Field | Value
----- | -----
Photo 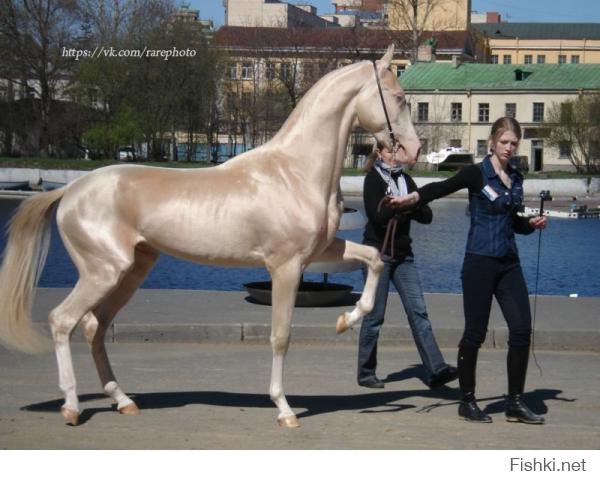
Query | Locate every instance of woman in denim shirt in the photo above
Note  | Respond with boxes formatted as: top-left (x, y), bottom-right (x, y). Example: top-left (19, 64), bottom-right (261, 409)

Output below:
top-left (390, 117), bottom-right (547, 424)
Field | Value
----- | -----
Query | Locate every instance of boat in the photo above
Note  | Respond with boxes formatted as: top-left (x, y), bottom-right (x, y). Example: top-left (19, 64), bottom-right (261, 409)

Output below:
top-left (0, 181), bottom-right (30, 191)
top-left (40, 180), bottom-right (66, 191)
top-left (426, 147), bottom-right (474, 171)
top-left (523, 206), bottom-right (600, 220)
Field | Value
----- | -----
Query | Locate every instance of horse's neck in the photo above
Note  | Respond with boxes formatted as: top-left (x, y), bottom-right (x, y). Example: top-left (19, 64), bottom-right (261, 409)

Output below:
top-left (271, 62), bottom-right (369, 198)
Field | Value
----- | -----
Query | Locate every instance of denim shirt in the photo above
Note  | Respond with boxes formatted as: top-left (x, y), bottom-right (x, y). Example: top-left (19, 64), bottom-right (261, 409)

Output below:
top-left (466, 156), bottom-right (525, 258)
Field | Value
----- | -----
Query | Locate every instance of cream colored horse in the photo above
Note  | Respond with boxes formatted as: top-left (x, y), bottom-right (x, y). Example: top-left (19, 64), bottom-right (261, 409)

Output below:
top-left (0, 46), bottom-right (419, 428)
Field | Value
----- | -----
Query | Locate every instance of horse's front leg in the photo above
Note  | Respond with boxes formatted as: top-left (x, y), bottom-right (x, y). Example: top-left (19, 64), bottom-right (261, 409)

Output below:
top-left (311, 238), bottom-right (383, 334)
top-left (268, 259), bottom-right (302, 428)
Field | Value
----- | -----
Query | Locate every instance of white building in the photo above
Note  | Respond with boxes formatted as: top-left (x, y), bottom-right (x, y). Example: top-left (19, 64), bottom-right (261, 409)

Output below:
top-left (399, 62), bottom-right (600, 171)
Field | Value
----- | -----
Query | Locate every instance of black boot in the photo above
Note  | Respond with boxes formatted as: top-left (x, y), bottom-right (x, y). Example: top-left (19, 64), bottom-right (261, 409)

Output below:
top-left (457, 342), bottom-right (491, 423)
top-left (505, 394), bottom-right (545, 424)
top-left (506, 346), bottom-right (545, 424)
top-left (459, 393), bottom-right (492, 423)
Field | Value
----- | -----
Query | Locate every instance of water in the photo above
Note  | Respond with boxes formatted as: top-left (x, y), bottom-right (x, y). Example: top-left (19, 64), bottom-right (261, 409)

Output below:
top-left (1, 197), bottom-right (598, 297)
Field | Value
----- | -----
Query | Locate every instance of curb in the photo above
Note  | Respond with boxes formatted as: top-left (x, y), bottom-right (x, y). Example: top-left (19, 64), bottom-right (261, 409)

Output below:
top-left (49, 323), bottom-right (599, 352)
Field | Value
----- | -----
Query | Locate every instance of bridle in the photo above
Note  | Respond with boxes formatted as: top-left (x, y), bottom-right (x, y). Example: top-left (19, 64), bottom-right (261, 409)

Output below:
top-left (371, 59), bottom-right (400, 155)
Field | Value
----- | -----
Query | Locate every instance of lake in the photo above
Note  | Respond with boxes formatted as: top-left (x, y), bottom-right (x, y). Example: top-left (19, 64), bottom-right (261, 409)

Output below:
top-left (0, 196), bottom-right (598, 297)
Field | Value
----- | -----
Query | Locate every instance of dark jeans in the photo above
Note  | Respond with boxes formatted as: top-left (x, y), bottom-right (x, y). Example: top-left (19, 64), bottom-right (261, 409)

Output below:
top-left (461, 253), bottom-right (532, 348)
top-left (357, 255), bottom-right (448, 383)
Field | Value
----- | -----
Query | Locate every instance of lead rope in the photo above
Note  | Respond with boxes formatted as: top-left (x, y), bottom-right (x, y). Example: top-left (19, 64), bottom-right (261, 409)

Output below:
top-left (531, 196), bottom-right (547, 376)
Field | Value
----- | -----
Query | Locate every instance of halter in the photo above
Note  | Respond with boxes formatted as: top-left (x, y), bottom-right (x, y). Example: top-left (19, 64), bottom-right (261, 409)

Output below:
top-left (371, 59), bottom-right (399, 154)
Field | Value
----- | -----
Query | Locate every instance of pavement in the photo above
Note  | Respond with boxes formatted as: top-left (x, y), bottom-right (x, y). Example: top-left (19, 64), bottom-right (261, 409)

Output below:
top-left (0, 343), bottom-right (598, 449)
top-left (0, 287), bottom-right (593, 449)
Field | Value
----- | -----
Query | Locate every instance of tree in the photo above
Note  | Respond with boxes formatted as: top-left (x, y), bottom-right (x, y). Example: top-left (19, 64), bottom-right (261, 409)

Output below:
top-left (386, 0), bottom-right (460, 62)
top-left (546, 94), bottom-right (600, 174)
top-left (0, 0), bottom-right (79, 156)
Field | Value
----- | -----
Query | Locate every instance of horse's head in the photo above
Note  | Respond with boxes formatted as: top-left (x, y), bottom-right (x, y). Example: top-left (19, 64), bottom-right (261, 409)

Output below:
top-left (355, 45), bottom-right (421, 166)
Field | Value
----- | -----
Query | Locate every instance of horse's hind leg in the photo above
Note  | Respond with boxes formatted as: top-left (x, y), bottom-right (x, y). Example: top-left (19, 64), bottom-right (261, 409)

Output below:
top-left (81, 245), bottom-right (159, 415)
top-left (269, 259), bottom-right (302, 428)
top-left (50, 271), bottom-right (125, 426)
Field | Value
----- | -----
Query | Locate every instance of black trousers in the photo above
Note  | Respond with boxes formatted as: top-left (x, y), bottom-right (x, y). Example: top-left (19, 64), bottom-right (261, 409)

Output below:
top-left (461, 253), bottom-right (532, 349)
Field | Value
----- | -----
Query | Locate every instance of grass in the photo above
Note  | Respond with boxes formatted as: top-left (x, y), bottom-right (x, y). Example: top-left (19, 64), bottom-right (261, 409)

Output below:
top-left (1, 157), bottom-right (597, 179)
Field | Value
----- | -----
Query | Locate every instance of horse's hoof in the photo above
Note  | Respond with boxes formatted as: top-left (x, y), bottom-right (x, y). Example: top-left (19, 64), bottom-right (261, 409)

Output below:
top-left (119, 402), bottom-right (140, 415)
top-left (60, 407), bottom-right (80, 426)
top-left (277, 415), bottom-right (300, 428)
top-left (336, 312), bottom-right (349, 334)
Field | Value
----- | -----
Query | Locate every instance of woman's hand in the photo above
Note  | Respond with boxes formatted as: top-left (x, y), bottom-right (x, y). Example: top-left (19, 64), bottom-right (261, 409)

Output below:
top-left (529, 215), bottom-right (547, 230)
top-left (386, 191), bottom-right (420, 210)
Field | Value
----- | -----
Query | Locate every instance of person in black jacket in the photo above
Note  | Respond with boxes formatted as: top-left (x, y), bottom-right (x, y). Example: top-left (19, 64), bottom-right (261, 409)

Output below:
top-left (390, 117), bottom-right (547, 424)
top-left (357, 142), bottom-right (458, 390)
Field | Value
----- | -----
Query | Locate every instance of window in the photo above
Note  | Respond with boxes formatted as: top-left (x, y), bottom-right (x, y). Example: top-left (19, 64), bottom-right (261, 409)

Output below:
top-left (490, 55), bottom-right (498, 64)
top-left (449, 139), bottom-right (462, 148)
top-left (303, 63), bottom-right (314, 82)
top-left (558, 55), bottom-right (567, 64)
top-left (281, 63), bottom-right (292, 81)
top-left (505, 103), bottom-right (517, 118)
top-left (537, 55), bottom-right (546, 64)
top-left (477, 140), bottom-right (488, 157)
top-left (417, 102), bottom-right (429, 122)
top-left (560, 102), bottom-right (574, 122)
top-left (571, 55), bottom-right (580, 64)
top-left (503, 55), bottom-right (512, 64)
top-left (241, 63), bottom-right (253, 80)
top-left (396, 65), bottom-right (406, 78)
top-left (478, 103), bottom-right (490, 122)
top-left (266, 63), bottom-right (275, 81)
top-left (451, 103), bottom-right (462, 122)
top-left (228, 63), bottom-right (237, 80)
top-left (524, 55), bottom-right (532, 64)
top-left (533, 102), bottom-right (545, 122)
top-left (591, 141), bottom-right (600, 159)
top-left (559, 142), bottom-right (571, 158)
top-left (226, 92), bottom-right (237, 109)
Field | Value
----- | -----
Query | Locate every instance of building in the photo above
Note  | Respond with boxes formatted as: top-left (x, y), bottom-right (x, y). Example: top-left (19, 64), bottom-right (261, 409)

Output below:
top-left (171, 5), bottom-right (215, 39)
top-left (224, 0), bottom-right (338, 28)
top-left (473, 22), bottom-right (600, 65)
top-left (387, 0), bottom-right (471, 32)
top-left (399, 62), bottom-right (600, 171)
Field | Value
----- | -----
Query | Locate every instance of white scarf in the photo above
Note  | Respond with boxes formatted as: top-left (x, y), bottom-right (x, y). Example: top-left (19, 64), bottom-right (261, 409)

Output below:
top-left (374, 160), bottom-right (408, 197)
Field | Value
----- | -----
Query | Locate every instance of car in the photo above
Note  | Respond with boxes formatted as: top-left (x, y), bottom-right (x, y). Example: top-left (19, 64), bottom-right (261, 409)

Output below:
top-left (117, 146), bottom-right (136, 161)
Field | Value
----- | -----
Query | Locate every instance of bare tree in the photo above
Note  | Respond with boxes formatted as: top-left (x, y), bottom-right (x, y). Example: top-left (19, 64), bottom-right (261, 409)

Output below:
top-left (386, 0), bottom-right (459, 62)
top-left (546, 94), bottom-right (600, 174)
top-left (0, 0), bottom-right (79, 156)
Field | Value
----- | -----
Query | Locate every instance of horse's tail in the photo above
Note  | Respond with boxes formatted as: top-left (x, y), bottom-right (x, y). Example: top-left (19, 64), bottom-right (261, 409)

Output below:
top-left (0, 187), bottom-right (66, 353)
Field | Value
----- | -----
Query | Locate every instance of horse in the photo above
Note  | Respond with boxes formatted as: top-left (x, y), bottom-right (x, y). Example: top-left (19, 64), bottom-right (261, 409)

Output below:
top-left (0, 45), bottom-right (420, 428)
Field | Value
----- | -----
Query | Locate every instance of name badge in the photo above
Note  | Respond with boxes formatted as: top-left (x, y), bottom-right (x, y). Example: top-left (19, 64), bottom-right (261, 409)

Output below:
top-left (482, 185), bottom-right (499, 201)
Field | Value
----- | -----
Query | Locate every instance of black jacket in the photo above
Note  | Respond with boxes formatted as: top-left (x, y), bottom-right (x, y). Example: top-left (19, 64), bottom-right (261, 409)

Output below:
top-left (362, 169), bottom-right (432, 261)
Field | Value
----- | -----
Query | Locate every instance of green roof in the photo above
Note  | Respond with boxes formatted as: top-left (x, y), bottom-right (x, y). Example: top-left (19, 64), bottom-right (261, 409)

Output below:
top-left (399, 63), bottom-right (600, 91)
top-left (473, 23), bottom-right (600, 40)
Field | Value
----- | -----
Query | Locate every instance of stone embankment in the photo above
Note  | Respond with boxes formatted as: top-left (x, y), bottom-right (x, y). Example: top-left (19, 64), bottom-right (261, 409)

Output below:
top-left (1, 167), bottom-right (599, 198)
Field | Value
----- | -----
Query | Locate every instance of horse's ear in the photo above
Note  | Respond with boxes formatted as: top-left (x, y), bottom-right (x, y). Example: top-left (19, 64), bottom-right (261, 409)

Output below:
top-left (378, 44), bottom-right (395, 72)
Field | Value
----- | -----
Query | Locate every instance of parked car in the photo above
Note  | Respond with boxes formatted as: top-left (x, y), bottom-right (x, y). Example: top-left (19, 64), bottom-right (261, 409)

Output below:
top-left (117, 146), bottom-right (136, 161)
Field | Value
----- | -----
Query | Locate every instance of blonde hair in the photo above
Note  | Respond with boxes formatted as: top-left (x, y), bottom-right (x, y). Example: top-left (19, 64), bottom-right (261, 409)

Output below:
top-left (490, 117), bottom-right (522, 143)
top-left (364, 141), bottom-right (386, 172)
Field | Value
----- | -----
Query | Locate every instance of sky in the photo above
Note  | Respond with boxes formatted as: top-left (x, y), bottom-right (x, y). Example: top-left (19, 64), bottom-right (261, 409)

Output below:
top-left (192, 0), bottom-right (600, 27)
